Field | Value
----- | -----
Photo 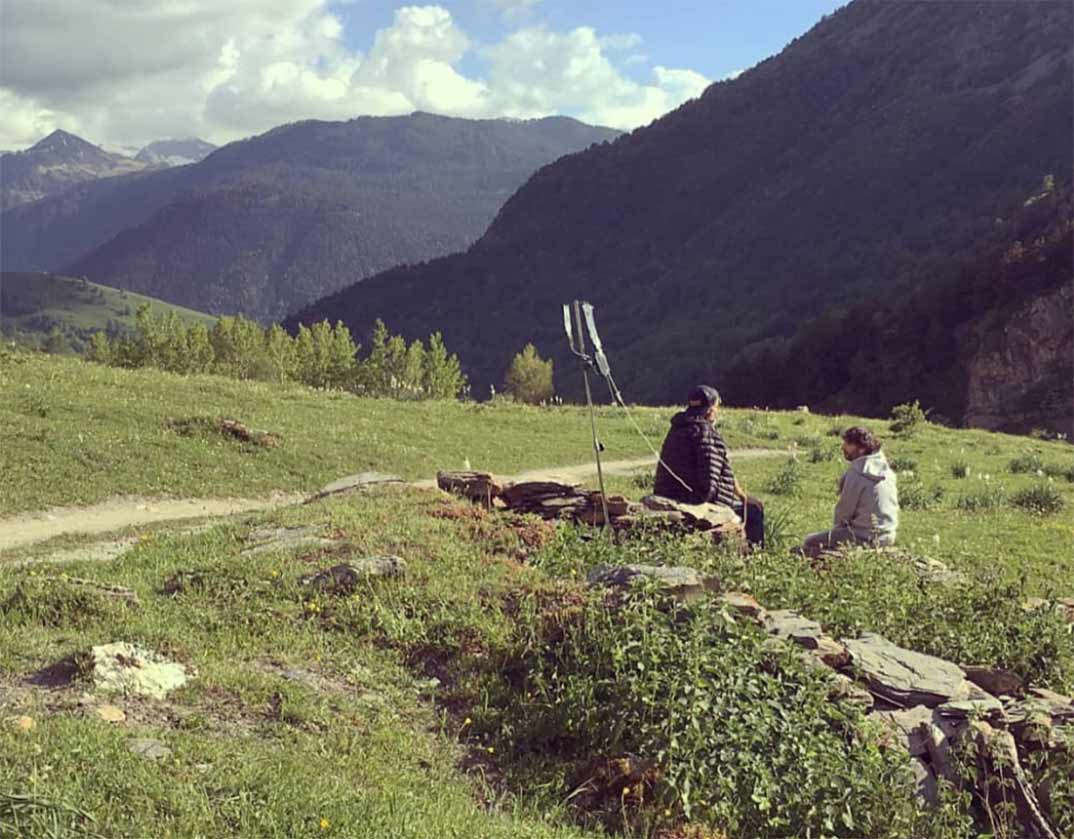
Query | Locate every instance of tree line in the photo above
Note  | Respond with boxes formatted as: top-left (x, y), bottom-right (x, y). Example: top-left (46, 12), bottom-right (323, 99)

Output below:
top-left (87, 306), bottom-right (468, 399)
top-left (84, 305), bottom-right (562, 403)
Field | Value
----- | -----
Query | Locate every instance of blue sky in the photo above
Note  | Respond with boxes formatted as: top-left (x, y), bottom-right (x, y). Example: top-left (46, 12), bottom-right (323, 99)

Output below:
top-left (1, 0), bottom-right (850, 148)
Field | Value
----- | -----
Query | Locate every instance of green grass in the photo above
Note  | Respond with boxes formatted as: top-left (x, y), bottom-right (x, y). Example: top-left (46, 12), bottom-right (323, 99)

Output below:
top-left (1, 353), bottom-right (1072, 837)
top-left (0, 352), bottom-right (804, 516)
top-left (0, 272), bottom-right (215, 353)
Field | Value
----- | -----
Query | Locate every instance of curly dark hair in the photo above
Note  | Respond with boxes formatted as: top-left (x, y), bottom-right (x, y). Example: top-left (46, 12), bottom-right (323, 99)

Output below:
top-left (843, 426), bottom-right (882, 454)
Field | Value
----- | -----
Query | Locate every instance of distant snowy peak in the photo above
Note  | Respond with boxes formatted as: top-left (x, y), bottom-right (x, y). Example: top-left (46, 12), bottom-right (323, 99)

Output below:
top-left (135, 138), bottom-right (217, 167)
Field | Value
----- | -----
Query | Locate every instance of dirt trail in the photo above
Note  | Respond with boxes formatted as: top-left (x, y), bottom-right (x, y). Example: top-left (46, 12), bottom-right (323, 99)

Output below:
top-left (0, 450), bottom-right (780, 554)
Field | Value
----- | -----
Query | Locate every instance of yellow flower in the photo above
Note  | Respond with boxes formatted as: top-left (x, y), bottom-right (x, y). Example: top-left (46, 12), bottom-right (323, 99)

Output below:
top-left (319, 817), bottom-right (330, 830)
top-left (462, 717), bottom-right (472, 727)
top-left (621, 786), bottom-right (630, 796)
top-left (486, 746), bottom-right (495, 754)
top-left (663, 809), bottom-right (672, 817)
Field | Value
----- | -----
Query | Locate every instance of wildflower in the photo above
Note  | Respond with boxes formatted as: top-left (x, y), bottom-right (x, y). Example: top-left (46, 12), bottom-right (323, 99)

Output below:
top-left (622, 786), bottom-right (631, 796)
top-left (270, 570), bottom-right (279, 578)
top-left (319, 817), bottom-right (330, 830)
top-left (462, 717), bottom-right (472, 728)
top-left (664, 809), bottom-right (672, 817)
top-left (486, 746), bottom-right (495, 754)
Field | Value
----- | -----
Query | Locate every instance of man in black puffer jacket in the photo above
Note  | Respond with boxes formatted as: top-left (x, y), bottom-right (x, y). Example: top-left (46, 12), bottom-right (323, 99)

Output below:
top-left (653, 385), bottom-right (765, 547)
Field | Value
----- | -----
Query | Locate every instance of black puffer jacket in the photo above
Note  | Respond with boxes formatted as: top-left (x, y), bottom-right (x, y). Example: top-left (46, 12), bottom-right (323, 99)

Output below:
top-left (653, 411), bottom-right (737, 506)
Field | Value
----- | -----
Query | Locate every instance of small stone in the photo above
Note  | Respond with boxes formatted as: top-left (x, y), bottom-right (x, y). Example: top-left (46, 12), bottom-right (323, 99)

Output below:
top-left (828, 673), bottom-right (874, 711)
top-left (90, 642), bottom-right (192, 700)
top-left (301, 557), bottom-right (407, 593)
top-left (719, 592), bottom-right (767, 624)
top-left (765, 610), bottom-right (849, 668)
top-left (129, 738), bottom-right (171, 760)
top-left (962, 664), bottom-right (1023, 697)
top-left (95, 704), bottom-right (126, 723)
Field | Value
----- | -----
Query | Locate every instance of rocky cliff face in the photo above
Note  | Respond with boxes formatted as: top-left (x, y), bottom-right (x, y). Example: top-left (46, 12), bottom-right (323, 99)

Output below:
top-left (965, 282), bottom-right (1074, 437)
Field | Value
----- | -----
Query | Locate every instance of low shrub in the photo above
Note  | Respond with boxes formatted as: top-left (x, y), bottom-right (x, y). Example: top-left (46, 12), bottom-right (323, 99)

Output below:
top-left (487, 589), bottom-right (923, 836)
top-left (765, 458), bottom-right (803, 496)
top-left (899, 479), bottom-right (944, 510)
top-left (808, 445), bottom-right (838, 463)
top-left (889, 401), bottom-right (929, 436)
top-left (1010, 484), bottom-right (1066, 516)
top-left (949, 459), bottom-right (970, 479)
top-left (888, 456), bottom-right (917, 474)
top-left (955, 485), bottom-right (1007, 512)
top-left (1009, 452), bottom-right (1045, 474)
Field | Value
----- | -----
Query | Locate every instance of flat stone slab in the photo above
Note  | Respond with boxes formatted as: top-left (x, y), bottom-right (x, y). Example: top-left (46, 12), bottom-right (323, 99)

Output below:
top-left (640, 495), bottom-right (741, 530)
top-left (129, 738), bottom-right (172, 760)
top-left (309, 472), bottom-right (404, 502)
top-left (765, 610), bottom-right (849, 667)
top-left (587, 564), bottom-right (712, 597)
top-left (91, 642), bottom-right (192, 700)
top-left (300, 557), bottom-right (407, 593)
top-left (242, 526), bottom-right (336, 556)
top-left (843, 632), bottom-right (969, 708)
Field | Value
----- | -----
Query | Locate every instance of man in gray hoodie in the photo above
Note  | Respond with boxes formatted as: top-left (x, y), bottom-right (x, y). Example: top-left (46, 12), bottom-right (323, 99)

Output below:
top-left (800, 426), bottom-right (899, 557)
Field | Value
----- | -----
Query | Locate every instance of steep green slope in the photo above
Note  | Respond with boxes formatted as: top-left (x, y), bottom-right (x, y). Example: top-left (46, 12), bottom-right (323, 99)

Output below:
top-left (0, 272), bottom-right (215, 353)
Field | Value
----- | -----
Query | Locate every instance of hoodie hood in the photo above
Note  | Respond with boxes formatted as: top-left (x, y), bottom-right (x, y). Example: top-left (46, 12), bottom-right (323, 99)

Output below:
top-left (851, 452), bottom-right (891, 483)
top-left (670, 409), bottom-right (711, 428)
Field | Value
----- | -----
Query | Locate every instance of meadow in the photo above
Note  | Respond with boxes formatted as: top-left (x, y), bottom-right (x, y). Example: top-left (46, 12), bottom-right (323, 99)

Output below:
top-left (1, 350), bottom-right (1071, 838)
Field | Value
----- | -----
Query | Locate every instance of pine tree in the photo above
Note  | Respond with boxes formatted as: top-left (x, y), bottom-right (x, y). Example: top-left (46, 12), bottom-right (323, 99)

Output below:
top-left (504, 343), bottom-right (554, 404)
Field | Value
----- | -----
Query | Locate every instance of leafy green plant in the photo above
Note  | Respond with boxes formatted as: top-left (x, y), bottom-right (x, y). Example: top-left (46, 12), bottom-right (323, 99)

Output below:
top-left (1008, 452), bottom-right (1045, 474)
top-left (955, 485), bottom-right (1007, 512)
top-left (1010, 484), bottom-right (1066, 515)
top-left (888, 456), bottom-right (917, 473)
top-left (898, 478), bottom-right (944, 510)
top-left (765, 458), bottom-right (803, 496)
top-left (487, 590), bottom-right (921, 836)
top-left (889, 400), bottom-right (929, 436)
top-left (949, 459), bottom-right (970, 479)
top-left (1042, 462), bottom-right (1074, 482)
top-left (808, 444), bottom-right (837, 463)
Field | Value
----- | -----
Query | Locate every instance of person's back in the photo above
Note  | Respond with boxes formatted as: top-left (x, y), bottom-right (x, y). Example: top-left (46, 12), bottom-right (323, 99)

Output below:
top-left (835, 451), bottom-right (899, 543)
top-left (652, 385), bottom-right (764, 545)
top-left (800, 426), bottom-right (899, 557)
top-left (653, 410), bottom-right (730, 504)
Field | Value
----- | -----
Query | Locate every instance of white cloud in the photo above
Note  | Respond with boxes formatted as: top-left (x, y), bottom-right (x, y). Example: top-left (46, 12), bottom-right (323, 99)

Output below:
top-left (0, 1), bottom-right (711, 149)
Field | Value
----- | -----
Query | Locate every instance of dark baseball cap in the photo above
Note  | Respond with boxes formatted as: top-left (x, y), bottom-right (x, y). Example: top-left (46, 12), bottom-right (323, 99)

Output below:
top-left (687, 385), bottom-right (721, 409)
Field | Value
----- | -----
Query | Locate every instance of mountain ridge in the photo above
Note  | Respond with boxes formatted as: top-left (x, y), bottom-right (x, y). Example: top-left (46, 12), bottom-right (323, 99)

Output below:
top-left (1, 113), bottom-right (620, 322)
top-left (285, 0), bottom-right (1073, 425)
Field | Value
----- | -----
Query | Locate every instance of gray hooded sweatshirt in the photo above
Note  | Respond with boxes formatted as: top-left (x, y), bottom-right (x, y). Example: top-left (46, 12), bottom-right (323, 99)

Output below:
top-left (834, 451), bottom-right (899, 543)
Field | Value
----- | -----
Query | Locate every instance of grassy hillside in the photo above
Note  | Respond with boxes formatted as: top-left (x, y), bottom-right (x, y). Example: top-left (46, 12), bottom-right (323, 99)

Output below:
top-left (0, 272), bottom-right (214, 354)
top-left (0, 353), bottom-right (1072, 837)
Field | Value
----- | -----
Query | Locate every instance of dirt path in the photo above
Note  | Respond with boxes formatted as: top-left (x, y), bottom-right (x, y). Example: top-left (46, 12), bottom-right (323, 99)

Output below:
top-left (0, 450), bottom-right (780, 554)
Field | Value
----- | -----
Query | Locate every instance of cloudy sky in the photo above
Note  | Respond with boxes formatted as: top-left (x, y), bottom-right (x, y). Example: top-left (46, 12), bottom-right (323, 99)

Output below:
top-left (0, 0), bottom-right (845, 151)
